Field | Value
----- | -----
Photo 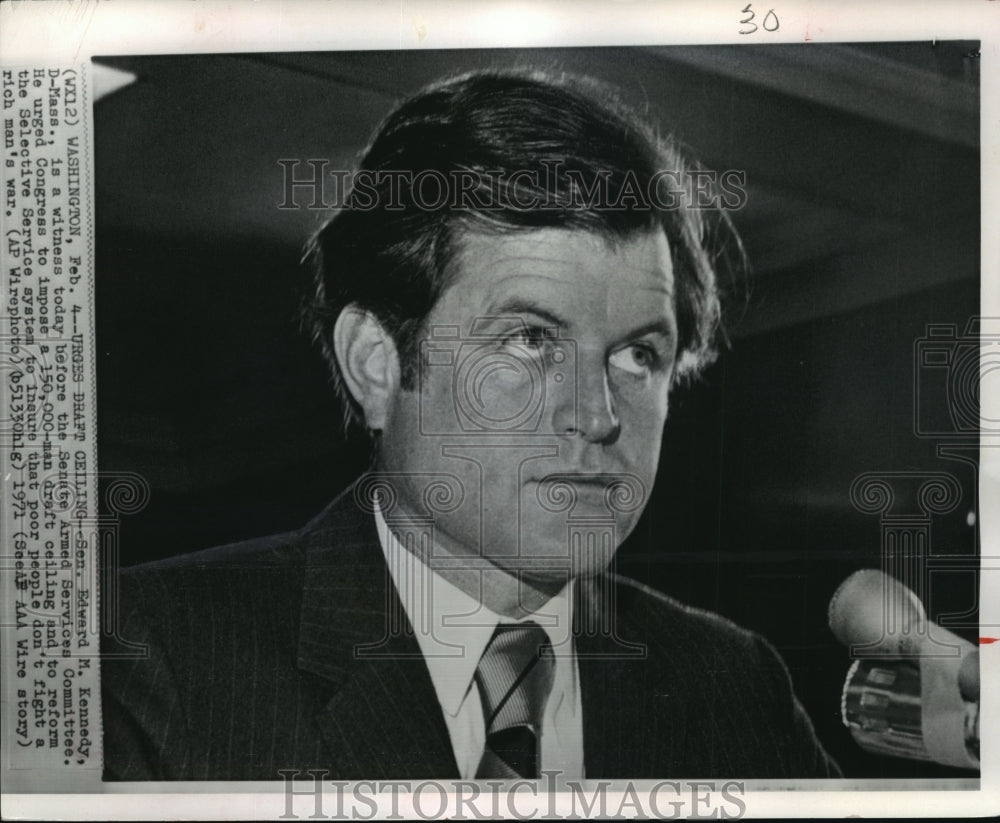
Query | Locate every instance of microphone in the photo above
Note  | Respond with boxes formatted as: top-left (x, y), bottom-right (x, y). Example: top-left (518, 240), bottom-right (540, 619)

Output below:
top-left (828, 569), bottom-right (979, 769)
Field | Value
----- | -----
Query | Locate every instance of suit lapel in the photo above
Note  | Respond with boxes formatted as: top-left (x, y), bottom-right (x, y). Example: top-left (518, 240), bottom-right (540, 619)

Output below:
top-left (295, 484), bottom-right (459, 778)
top-left (575, 575), bottom-right (658, 778)
top-left (293, 485), bottom-right (668, 779)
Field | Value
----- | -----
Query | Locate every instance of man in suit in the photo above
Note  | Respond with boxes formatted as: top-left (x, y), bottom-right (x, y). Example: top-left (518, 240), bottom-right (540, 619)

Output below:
top-left (102, 68), bottom-right (840, 781)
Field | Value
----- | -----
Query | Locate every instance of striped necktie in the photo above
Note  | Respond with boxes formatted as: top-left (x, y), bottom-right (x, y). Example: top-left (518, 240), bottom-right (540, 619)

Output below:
top-left (474, 621), bottom-right (555, 778)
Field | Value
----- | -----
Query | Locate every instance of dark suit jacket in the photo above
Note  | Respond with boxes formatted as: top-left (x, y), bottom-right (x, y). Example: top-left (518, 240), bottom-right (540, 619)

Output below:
top-left (101, 482), bottom-right (840, 781)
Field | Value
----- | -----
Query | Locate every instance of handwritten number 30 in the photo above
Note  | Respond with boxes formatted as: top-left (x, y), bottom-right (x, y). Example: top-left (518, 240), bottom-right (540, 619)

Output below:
top-left (740, 5), bottom-right (779, 34)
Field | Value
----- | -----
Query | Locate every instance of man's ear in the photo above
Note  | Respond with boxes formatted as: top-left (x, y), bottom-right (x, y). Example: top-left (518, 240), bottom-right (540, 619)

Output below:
top-left (332, 306), bottom-right (399, 431)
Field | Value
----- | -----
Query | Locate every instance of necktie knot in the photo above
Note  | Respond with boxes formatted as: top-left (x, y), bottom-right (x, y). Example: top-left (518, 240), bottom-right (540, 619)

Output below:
top-left (474, 621), bottom-right (555, 778)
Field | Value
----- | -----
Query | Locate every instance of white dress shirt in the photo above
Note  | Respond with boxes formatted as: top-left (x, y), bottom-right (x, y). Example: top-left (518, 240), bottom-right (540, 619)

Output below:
top-left (373, 500), bottom-right (585, 778)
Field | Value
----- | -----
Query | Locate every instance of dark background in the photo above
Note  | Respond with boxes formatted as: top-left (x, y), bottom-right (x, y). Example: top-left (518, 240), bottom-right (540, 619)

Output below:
top-left (92, 44), bottom-right (981, 779)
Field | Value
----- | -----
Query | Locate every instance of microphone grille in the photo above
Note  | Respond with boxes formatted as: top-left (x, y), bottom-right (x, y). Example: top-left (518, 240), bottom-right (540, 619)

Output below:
top-left (828, 568), bottom-right (927, 652)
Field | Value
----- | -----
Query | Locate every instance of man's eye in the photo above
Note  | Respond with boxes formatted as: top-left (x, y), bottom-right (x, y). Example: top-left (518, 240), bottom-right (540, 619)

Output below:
top-left (609, 344), bottom-right (657, 377)
top-left (500, 326), bottom-right (548, 350)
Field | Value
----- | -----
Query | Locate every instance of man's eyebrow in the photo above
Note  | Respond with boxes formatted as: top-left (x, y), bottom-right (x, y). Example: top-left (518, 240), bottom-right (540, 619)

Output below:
top-left (623, 319), bottom-right (676, 341)
top-left (486, 298), bottom-right (567, 329)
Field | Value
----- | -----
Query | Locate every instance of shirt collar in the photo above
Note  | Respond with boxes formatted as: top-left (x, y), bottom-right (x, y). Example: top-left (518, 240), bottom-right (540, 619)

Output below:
top-left (373, 498), bottom-right (573, 718)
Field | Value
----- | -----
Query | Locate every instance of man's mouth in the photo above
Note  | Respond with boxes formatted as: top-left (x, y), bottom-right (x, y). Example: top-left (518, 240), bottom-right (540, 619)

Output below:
top-left (528, 472), bottom-right (647, 514)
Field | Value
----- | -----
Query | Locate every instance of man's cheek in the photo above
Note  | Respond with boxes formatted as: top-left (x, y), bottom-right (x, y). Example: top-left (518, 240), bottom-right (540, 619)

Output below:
top-left (620, 401), bottom-right (666, 459)
top-left (617, 377), bottom-right (670, 417)
top-left (619, 442), bottom-right (662, 511)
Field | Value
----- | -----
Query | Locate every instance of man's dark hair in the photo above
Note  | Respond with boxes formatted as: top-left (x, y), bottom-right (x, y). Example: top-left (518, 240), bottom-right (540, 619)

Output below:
top-left (303, 67), bottom-right (745, 433)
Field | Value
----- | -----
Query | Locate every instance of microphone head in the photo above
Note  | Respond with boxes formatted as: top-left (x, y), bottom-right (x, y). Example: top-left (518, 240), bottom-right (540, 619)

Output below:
top-left (828, 569), bottom-right (927, 655)
top-left (958, 648), bottom-right (980, 703)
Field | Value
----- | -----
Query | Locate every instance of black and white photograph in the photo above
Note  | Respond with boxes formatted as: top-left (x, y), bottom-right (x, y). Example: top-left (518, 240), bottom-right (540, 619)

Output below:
top-left (94, 42), bottom-right (982, 779)
top-left (1, 1), bottom-right (998, 819)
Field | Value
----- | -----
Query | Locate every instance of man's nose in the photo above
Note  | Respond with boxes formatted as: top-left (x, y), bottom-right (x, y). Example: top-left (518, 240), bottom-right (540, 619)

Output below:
top-left (552, 352), bottom-right (620, 445)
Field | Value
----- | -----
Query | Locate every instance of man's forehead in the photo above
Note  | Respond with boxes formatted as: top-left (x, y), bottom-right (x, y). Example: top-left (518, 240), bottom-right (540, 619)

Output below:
top-left (446, 226), bottom-right (675, 304)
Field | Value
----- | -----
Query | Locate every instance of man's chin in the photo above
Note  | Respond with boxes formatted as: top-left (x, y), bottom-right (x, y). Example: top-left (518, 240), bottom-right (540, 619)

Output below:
top-left (488, 553), bottom-right (616, 586)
